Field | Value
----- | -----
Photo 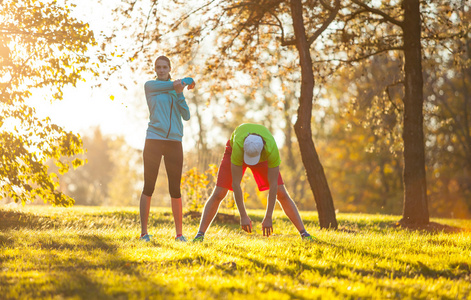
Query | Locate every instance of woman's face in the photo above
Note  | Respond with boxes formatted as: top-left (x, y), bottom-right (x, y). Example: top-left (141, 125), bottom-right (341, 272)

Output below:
top-left (155, 59), bottom-right (171, 80)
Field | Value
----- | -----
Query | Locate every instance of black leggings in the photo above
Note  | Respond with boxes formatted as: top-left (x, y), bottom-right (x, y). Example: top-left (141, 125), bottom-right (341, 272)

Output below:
top-left (142, 139), bottom-right (183, 198)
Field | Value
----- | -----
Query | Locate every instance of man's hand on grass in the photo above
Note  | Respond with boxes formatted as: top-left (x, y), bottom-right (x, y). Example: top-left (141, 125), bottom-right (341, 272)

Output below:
top-left (262, 217), bottom-right (273, 237)
top-left (240, 215), bottom-right (252, 233)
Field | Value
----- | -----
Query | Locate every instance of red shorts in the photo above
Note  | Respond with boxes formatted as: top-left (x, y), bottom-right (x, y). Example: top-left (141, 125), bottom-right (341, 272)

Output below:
top-left (216, 140), bottom-right (284, 191)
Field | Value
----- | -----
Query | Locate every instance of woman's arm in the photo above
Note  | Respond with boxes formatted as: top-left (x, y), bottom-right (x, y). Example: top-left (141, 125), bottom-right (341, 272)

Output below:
top-left (173, 80), bottom-right (190, 120)
top-left (175, 93), bottom-right (190, 121)
top-left (144, 80), bottom-right (176, 93)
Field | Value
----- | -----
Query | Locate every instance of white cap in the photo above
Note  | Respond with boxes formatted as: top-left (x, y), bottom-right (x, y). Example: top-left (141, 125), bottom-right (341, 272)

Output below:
top-left (244, 134), bottom-right (263, 165)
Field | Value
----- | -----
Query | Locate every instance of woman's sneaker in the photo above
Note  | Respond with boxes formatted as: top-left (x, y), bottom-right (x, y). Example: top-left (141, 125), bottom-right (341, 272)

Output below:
top-left (139, 234), bottom-right (152, 242)
top-left (175, 235), bottom-right (188, 242)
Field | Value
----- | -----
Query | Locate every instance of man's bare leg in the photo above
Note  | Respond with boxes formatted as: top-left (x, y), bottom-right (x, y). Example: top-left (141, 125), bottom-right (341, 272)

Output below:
top-left (276, 185), bottom-right (306, 232)
top-left (197, 186), bottom-right (229, 233)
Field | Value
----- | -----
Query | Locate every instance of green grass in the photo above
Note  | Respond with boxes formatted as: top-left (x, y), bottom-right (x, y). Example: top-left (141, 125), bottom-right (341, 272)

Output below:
top-left (1, 206), bottom-right (470, 299)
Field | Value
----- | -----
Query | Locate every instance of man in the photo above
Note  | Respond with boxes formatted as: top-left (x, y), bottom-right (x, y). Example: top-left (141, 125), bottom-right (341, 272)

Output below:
top-left (192, 123), bottom-right (316, 242)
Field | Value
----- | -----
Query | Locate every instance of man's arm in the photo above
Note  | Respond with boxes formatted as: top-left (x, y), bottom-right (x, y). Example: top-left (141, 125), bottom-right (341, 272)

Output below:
top-left (231, 163), bottom-right (252, 233)
top-left (262, 166), bottom-right (279, 236)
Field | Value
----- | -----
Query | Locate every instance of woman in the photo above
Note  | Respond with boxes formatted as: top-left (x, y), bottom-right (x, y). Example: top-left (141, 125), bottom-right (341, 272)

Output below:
top-left (139, 55), bottom-right (194, 242)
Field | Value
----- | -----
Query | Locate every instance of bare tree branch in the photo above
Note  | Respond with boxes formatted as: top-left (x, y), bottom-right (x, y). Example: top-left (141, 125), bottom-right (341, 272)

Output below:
top-left (164, 0), bottom-right (221, 37)
top-left (314, 46), bottom-right (403, 64)
top-left (385, 80), bottom-right (404, 113)
top-left (351, 0), bottom-right (403, 27)
top-left (140, 0), bottom-right (158, 52)
top-left (224, 1), bottom-right (287, 46)
top-left (319, 0), bottom-right (335, 11)
top-left (282, 0), bottom-right (340, 46)
top-left (307, 0), bottom-right (341, 46)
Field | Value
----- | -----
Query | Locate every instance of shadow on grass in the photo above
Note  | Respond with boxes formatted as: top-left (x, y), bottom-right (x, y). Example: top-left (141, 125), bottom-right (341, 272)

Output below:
top-left (180, 219), bottom-right (471, 283)
top-left (311, 235), bottom-right (471, 281)
top-left (305, 217), bottom-right (468, 235)
top-left (44, 233), bottom-right (148, 299)
top-left (0, 232), bottom-right (14, 248)
top-left (0, 209), bottom-right (55, 231)
top-left (1, 230), bottom-right (181, 299)
top-left (162, 237), bottom-right (470, 300)
top-left (35, 233), bottom-right (122, 253)
top-left (207, 245), bottom-right (333, 300)
top-left (196, 236), bottom-right (471, 299)
top-left (393, 221), bottom-right (467, 234)
top-left (0, 209), bottom-right (173, 231)
top-left (154, 243), bottom-right (321, 299)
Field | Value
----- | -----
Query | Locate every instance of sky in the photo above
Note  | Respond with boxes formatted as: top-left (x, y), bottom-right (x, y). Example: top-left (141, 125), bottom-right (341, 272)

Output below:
top-left (30, 82), bottom-right (148, 149)
top-left (28, 1), bottom-right (150, 150)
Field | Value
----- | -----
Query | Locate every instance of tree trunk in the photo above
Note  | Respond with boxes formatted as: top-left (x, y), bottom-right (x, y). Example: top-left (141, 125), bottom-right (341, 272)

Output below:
top-left (290, 0), bottom-right (338, 229)
top-left (400, 0), bottom-right (429, 225)
top-left (283, 96), bottom-right (295, 169)
top-left (463, 40), bottom-right (471, 172)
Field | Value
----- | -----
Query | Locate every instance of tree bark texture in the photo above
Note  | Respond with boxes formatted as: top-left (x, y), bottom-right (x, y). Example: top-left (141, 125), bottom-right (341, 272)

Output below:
top-left (290, 0), bottom-right (338, 229)
top-left (400, 0), bottom-right (429, 225)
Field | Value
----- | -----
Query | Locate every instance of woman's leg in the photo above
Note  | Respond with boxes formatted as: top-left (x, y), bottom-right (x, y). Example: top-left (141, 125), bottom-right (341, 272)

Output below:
top-left (171, 197), bottom-right (183, 236)
top-left (141, 139), bottom-right (163, 236)
top-left (140, 193), bottom-right (152, 236)
top-left (164, 141), bottom-right (184, 237)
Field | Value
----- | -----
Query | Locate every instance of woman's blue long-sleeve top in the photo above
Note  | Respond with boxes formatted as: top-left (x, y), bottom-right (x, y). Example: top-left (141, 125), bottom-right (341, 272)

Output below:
top-left (144, 79), bottom-right (191, 142)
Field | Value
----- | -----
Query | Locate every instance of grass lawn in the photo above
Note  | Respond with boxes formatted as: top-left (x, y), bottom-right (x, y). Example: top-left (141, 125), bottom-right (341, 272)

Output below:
top-left (1, 205), bottom-right (470, 299)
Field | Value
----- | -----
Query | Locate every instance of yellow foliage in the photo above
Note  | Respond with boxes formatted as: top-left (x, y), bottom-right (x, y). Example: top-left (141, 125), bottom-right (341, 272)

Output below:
top-left (181, 164), bottom-right (218, 212)
top-left (383, 163), bottom-right (394, 175)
